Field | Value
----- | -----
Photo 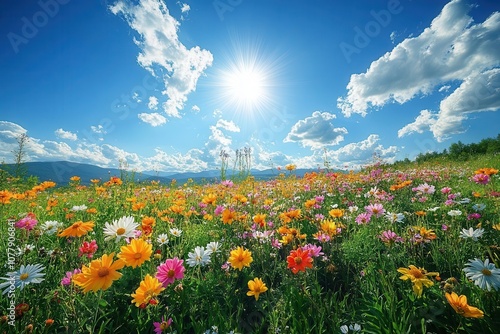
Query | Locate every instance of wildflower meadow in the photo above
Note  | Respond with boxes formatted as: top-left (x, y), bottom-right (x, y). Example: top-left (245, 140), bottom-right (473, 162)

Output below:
top-left (1, 155), bottom-right (500, 333)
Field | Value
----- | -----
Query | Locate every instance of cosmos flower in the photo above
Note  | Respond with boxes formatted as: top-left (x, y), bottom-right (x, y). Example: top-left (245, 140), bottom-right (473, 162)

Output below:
top-left (247, 277), bottom-right (268, 301)
top-left (0, 264), bottom-right (45, 295)
top-left (397, 265), bottom-right (439, 298)
top-left (445, 292), bottom-right (484, 318)
top-left (205, 241), bottom-right (221, 255)
top-left (40, 220), bottom-right (62, 235)
top-left (103, 216), bottom-right (139, 242)
top-left (228, 246), bottom-right (253, 271)
top-left (153, 317), bottom-right (173, 334)
top-left (365, 203), bottom-right (385, 218)
top-left (14, 216), bottom-right (38, 231)
top-left (58, 221), bottom-right (95, 238)
top-left (459, 227), bottom-right (484, 241)
top-left (131, 274), bottom-right (165, 307)
top-left (169, 228), bottom-right (183, 237)
top-left (186, 246), bottom-right (211, 267)
top-left (78, 240), bottom-right (98, 258)
top-left (118, 238), bottom-right (152, 268)
top-left (72, 253), bottom-right (125, 293)
top-left (156, 257), bottom-right (185, 287)
top-left (463, 258), bottom-right (500, 291)
top-left (61, 269), bottom-right (81, 286)
top-left (287, 248), bottom-right (313, 274)
top-left (156, 233), bottom-right (169, 246)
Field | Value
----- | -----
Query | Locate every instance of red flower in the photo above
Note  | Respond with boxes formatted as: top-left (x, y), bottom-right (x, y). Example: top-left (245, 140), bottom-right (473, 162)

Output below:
top-left (287, 248), bottom-right (313, 274)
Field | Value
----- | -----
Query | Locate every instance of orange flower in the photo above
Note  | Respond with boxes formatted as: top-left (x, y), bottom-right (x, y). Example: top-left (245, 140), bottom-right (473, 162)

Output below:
top-left (118, 239), bottom-right (152, 268)
top-left (0, 190), bottom-right (13, 204)
top-left (58, 221), bottom-right (94, 238)
top-left (222, 208), bottom-right (237, 224)
top-left (131, 274), bottom-right (165, 307)
top-left (397, 265), bottom-right (438, 297)
top-left (247, 277), bottom-right (268, 301)
top-left (202, 193), bottom-right (217, 205)
top-left (445, 292), bottom-right (484, 318)
top-left (287, 248), bottom-right (313, 274)
top-left (72, 252), bottom-right (125, 293)
top-left (329, 209), bottom-right (344, 219)
top-left (70, 176), bottom-right (80, 182)
top-left (252, 214), bottom-right (267, 227)
top-left (228, 246), bottom-right (253, 271)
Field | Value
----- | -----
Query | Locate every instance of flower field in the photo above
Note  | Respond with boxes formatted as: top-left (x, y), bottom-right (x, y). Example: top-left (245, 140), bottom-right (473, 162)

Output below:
top-left (1, 156), bottom-right (500, 333)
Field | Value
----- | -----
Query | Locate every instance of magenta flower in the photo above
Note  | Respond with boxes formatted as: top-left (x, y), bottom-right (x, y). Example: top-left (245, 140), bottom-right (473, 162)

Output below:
top-left (61, 269), bottom-right (81, 286)
top-left (441, 187), bottom-right (452, 194)
top-left (378, 230), bottom-right (404, 245)
top-left (355, 212), bottom-right (372, 225)
top-left (303, 244), bottom-right (324, 257)
top-left (472, 173), bottom-right (490, 185)
top-left (365, 203), bottom-right (385, 218)
top-left (153, 317), bottom-right (173, 334)
top-left (156, 257), bottom-right (185, 287)
top-left (467, 213), bottom-right (481, 220)
top-left (78, 240), bottom-right (98, 258)
top-left (14, 216), bottom-right (38, 231)
top-left (214, 205), bottom-right (225, 216)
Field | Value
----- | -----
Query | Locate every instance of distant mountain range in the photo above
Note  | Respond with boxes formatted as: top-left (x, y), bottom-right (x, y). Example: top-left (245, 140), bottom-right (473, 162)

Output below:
top-left (0, 161), bottom-right (325, 186)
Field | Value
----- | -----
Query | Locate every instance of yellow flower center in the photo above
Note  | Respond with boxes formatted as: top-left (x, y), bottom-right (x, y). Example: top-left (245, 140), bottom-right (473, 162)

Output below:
top-left (167, 269), bottom-right (175, 278)
top-left (98, 267), bottom-right (109, 277)
top-left (19, 273), bottom-right (29, 281)
top-left (481, 268), bottom-right (492, 276)
top-left (409, 268), bottom-right (424, 279)
top-left (116, 227), bottom-right (126, 236)
top-left (134, 253), bottom-right (142, 259)
top-left (294, 257), bottom-right (302, 264)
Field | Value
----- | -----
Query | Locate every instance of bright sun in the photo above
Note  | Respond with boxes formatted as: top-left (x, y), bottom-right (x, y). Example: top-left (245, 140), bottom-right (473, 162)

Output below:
top-left (226, 66), bottom-right (265, 104)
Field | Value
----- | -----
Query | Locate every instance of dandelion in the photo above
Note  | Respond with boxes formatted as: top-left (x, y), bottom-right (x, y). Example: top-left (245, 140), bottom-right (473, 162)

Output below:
top-left (78, 240), bottom-right (98, 258)
top-left (153, 317), bottom-right (173, 334)
top-left (58, 221), bottom-right (95, 238)
top-left (287, 248), bottom-right (313, 274)
top-left (445, 292), bottom-right (484, 318)
top-left (131, 274), bottom-right (165, 307)
top-left (156, 257), bottom-right (185, 287)
top-left (169, 228), bottom-right (183, 237)
top-left (463, 258), bottom-right (500, 291)
top-left (228, 246), bottom-right (253, 271)
top-left (0, 264), bottom-right (45, 295)
top-left (103, 216), bottom-right (139, 242)
top-left (247, 277), bottom-right (268, 301)
top-left (118, 238), bottom-right (152, 268)
top-left (72, 253), bottom-right (125, 293)
top-left (397, 265), bottom-right (439, 297)
top-left (459, 227), bottom-right (484, 241)
top-left (186, 246), bottom-right (211, 267)
top-left (156, 233), bottom-right (169, 246)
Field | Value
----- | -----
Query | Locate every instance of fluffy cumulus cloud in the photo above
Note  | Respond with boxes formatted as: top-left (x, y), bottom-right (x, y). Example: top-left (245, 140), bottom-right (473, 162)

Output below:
top-left (148, 96), bottom-right (159, 110)
top-left (110, 0), bottom-right (213, 118)
top-left (398, 110), bottom-right (437, 138)
top-left (215, 119), bottom-right (240, 132)
top-left (55, 128), bottom-right (77, 141)
top-left (283, 111), bottom-right (348, 149)
top-left (138, 112), bottom-right (167, 126)
top-left (338, 0), bottom-right (500, 140)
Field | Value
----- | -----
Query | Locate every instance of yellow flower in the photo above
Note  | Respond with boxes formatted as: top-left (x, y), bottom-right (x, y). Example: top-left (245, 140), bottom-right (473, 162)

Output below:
top-left (228, 246), bottom-right (253, 271)
top-left (492, 223), bottom-right (500, 231)
top-left (72, 253), bottom-right (125, 293)
top-left (397, 265), bottom-right (439, 298)
top-left (329, 208), bottom-right (344, 219)
top-left (131, 274), bottom-right (165, 307)
top-left (118, 239), bottom-right (152, 268)
top-left (445, 292), bottom-right (484, 318)
top-left (58, 221), bottom-right (94, 238)
top-left (247, 277), bottom-right (268, 301)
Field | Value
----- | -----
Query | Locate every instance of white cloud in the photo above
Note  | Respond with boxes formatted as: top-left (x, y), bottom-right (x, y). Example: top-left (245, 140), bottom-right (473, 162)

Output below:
top-left (431, 68), bottom-right (500, 141)
top-left (191, 105), bottom-right (200, 113)
top-left (215, 119), bottom-right (240, 132)
top-left (55, 128), bottom-right (77, 141)
top-left (283, 111), bottom-right (348, 149)
top-left (91, 125), bottom-right (107, 134)
top-left (110, 0), bottom-right (213, 119)
top-left (179, 2), bottom-right (190, 13)
top-left (148, 96), bottom-right (159, 110)
top-left (138, 112), bottom-right (167, 126)
top-left (337, 0), bottom-right (500, 125)
top-left (397, 110), bottom-right (437, 138)
top-left (438, 85), bottom-right (451, 92)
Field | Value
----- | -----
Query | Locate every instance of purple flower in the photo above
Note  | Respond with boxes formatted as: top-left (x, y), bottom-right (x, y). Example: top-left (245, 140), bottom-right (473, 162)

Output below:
top-left (355, 212), bottom-right (372, 225)
top-left (303, 244), bottom-right (324, 257)
top-left (153, 317), bottom-right (173, 334)
top-left (61, 269), bottom-right (81, 286)
top-left (378, 230), bottom-right (404, 245)
top-left (14, 216), bottom-right (38, 231)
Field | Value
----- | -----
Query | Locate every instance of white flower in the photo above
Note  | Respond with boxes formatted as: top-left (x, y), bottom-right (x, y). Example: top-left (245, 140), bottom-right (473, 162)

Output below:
top-left (447, 210), bottom-right (462, 217)
top-left (103, 216), bottom-right (139, 242)
top-left (205, 241), bottom-right (221, 255)
top-left (472, 203), bottom-right (486, 211)
top-left (427, 207), bottom-right (440, 212)
top-left (71, 204), bottom-right (87, 211)
top-left (156, 233), bottom-right (169, 246)
top-left (463, 258), bottom-right (500, 291)
top-left (17, 244), bottom-right (35, 256)
top-left (348, 205), bottom-right (359, 213)
top-left (186, 246), bottom-right (211, 267)
top-left (459, 227), bottom-right (484, 241)
top-left (41, 220), bottom-right (62, 235)
top-left (385, 212), bottom-right (405, 223)
top-left (0, 264), bottom-right (45, 294)
top-left (457, 198), bottom-right (471, 204)
top-left (170, 228), bottom-right (183, 237)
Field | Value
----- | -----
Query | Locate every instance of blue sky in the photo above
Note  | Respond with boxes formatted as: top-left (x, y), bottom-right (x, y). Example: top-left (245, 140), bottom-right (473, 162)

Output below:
top-left (1, 0), bottom-right (499, 173)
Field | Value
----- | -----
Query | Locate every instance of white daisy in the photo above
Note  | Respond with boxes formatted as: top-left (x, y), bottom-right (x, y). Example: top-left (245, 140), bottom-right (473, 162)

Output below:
top-left (205, 241), bottom-right (221, 255)
top-left (0, 263), bottom-right (45, 294)
top-left (447, 210), bottom-right (462, 217)
top-left (71, 204), bottom-right (88, 211)
top-left (156, 233), bottom-right (169, 246)
top-left (459, 227), bottom-right (484, 241)
top-left (103, 215), bottom-right (139, 242)
top-left (170, 228), bottom-right (183, 237)
top-left (463, 258), bottom-right (500, 291)
top-left (40, 220), bottom-right (62, 235)
top-left (186, 246), bottom-right (211, 267)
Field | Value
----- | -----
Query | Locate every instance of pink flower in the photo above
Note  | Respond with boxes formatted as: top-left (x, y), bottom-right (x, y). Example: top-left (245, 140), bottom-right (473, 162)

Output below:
top-left (156, 257), bottom-right (185, 287)
top-left (441, 187), bottom-right (452, 194)
top-left (214, 205), bottom-right (225, 216)
top-left (14, 216), bottom-right (38, 231)
top-left (153, 317), bottom-right (173, 334)
top-left (78, 240), bottom-right (98, 258)
top-left (378, 230), bottom-right (404, 245)
top-left (365, 203), bottom-right (385, 217)
top-left (303, 244), bottom-right (324, 257)
top-left (355, 212), bottom-right (372, 225)
top-left (467, 213), bottom-right (481, 220)
top-left (472, 173), bottom-right (490, 185)
top-left (61, 269), bottom-right (81, 286)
